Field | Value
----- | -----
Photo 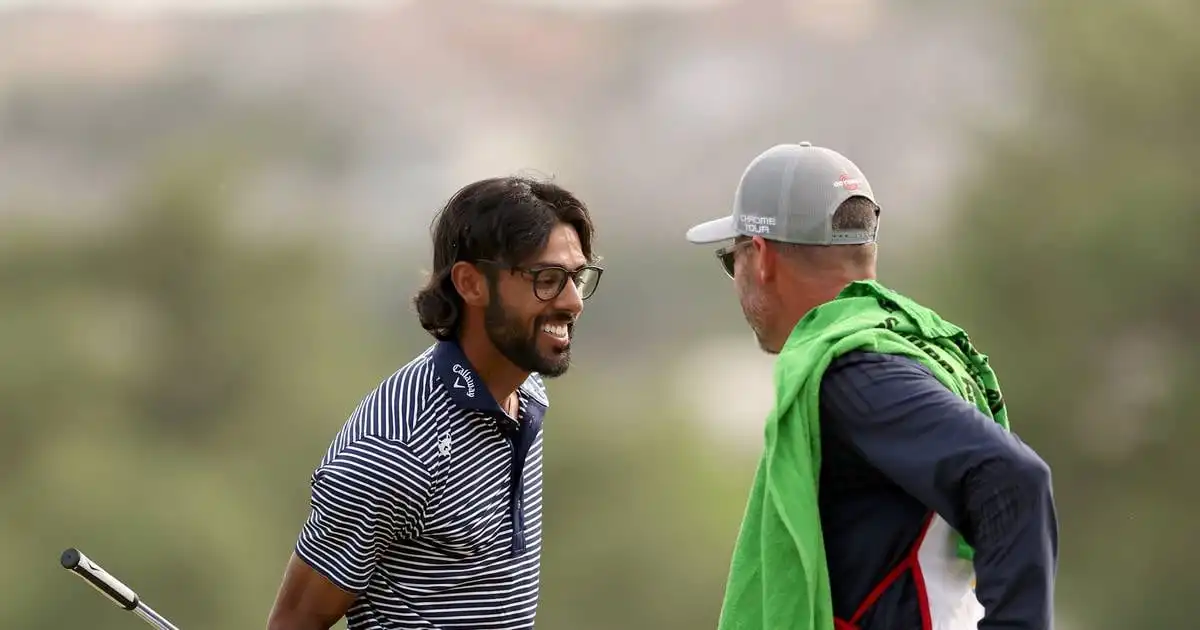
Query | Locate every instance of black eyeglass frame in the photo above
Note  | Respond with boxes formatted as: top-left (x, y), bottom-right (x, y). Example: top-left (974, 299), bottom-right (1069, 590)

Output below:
top-left (475, 259), bottom-right (605, 302)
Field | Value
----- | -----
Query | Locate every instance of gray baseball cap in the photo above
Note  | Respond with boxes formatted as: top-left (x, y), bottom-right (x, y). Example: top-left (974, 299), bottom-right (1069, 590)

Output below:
top-left (685, 142), bottom-right (878, 245)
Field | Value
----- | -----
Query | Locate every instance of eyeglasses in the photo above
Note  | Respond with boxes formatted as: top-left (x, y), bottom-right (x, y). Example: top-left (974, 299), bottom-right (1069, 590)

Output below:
top-left (714, 240), bottom-right (752, 279)
top-left (477, 260), bottom-right (604, 301)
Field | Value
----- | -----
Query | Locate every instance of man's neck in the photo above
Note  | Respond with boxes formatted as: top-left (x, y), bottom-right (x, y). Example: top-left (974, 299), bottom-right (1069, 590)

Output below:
top-left (774, 271), bottom-right (875, 346)
top-left (456, 328), bottom-right (527, 411)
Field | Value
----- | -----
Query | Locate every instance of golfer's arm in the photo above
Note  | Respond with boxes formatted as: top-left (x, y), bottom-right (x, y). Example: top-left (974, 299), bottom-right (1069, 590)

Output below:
top-left (821, 352), bottom-right (1059, 630)
top-left (268, 435), bottom-right (432, 629)
top-left (267, 553), bottom-right (356, 630)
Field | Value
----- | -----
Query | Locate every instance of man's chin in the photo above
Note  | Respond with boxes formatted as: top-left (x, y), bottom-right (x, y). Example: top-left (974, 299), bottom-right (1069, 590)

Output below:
top-left (537, 356), bottom-right (571, 378)
top-left (533, 347), bottom-right (571, 378)
top-left (752, 330), bottom-right (780, 355)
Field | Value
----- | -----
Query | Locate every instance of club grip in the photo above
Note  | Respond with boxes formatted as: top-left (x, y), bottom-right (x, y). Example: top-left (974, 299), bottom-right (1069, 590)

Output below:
top-left (60, 548), bottom-right (139, 611)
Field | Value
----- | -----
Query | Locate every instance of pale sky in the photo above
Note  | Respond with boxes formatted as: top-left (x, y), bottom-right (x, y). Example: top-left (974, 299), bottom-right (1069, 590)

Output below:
top-left (0, 0), bottom-right (404, 13)
top-left (0, 0), bottom-right (726, 14)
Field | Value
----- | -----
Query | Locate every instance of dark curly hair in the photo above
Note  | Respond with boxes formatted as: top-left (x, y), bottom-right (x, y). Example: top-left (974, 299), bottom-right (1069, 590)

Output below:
top-left (413, 176), bottom-right (597, 341)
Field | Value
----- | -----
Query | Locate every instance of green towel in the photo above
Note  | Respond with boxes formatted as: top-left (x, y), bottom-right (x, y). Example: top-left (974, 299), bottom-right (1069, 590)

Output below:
top-left (716, 280), bottom-right (1009, 630)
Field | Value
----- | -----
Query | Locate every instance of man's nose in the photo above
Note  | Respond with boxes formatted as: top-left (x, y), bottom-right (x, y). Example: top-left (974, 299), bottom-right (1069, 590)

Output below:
top-left (554, 278), bottom-right (585, 315)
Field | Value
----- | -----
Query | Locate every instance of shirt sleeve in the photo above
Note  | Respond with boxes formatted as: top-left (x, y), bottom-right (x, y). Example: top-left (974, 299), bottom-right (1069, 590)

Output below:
top-left (294, 434), bottom-right (432, 594)
top-left (819, 351), bottom-right (1059, 630)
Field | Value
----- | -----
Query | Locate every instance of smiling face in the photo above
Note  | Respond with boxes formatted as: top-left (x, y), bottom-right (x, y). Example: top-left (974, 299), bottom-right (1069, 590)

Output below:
top-left (427, 177), bottom-right (601, 379)
top-left (482, 222), bottom-right (594, 377)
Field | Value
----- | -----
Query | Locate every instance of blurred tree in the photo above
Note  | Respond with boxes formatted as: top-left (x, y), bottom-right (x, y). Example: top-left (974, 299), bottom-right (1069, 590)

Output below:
top-left (0, 143), bottom-right (381, 630)
top-left (926, 0), bottom-right (1200, 627)
top-left (536, 370), bottom-right (755, 630)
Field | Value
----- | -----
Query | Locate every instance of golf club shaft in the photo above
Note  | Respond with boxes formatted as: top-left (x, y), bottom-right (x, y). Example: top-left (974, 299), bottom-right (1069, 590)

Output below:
top-left (131, 604), bottom-right (180, 630)
top-left (60, 547), bottom-right (181, 630)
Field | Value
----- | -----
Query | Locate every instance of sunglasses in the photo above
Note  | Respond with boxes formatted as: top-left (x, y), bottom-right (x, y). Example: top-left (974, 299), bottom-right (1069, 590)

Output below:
top-left (714, 240), bottom-right (752, 279)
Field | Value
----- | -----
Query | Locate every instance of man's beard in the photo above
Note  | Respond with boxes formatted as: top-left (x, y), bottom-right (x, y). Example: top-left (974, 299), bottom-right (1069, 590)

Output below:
top-left (484, 294), bottom-right (574, 377)
top-left (739, 281), bottom-right (778, 355)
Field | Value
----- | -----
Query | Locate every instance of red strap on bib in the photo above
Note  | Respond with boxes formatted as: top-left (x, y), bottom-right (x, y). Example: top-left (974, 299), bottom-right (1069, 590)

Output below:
top-left (832, 513), bottom-right (935, 630)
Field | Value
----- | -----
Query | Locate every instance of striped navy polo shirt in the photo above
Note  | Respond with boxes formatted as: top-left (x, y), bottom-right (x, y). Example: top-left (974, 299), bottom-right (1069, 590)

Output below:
top-left (294, 340), bottom-right (548, 629)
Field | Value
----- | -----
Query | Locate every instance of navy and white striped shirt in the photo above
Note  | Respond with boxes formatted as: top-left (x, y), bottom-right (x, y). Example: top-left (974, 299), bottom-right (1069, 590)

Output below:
top-left (295, 340), bottom-right (548, 629)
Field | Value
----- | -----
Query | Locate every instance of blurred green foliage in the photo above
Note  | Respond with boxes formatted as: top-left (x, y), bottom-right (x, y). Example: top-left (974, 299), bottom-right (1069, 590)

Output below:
top-left (0, 146), bottom-right (384, 629)
top-left (926, 0), bottom-right (1199, 627)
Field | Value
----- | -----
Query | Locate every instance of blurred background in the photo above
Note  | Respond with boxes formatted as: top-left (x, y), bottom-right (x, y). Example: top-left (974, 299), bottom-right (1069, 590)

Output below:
top-left (1, 0), bottom-right (1194, 628)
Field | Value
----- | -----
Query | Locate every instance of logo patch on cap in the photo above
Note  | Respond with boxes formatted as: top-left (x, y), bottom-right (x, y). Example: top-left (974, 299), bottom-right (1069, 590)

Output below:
top-left (739, 214), bottom-right (776, 235)
top-left (833, 172), bottom-right (861, 191)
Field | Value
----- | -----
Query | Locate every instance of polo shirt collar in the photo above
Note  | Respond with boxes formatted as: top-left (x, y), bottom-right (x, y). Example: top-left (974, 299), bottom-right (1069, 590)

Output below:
top-left (432, 340), bottom-right (548, 417)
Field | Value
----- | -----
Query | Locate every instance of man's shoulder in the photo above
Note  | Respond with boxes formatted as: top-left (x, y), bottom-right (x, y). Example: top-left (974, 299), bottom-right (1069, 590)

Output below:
top-left (340, 346), bottom-right (446, 443)
top-left (827, 350), bottom-right (930, 372)
top-left (376, 344), bottom-right (442, 402)
top-left (819, 351), bottom-right (938, 397)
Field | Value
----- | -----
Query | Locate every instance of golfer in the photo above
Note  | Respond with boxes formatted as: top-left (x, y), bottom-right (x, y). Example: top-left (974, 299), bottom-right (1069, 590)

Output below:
top-left (266, 176), bottom-right (604, 630)
top-left (685, 143), bottom-right (1058, 630)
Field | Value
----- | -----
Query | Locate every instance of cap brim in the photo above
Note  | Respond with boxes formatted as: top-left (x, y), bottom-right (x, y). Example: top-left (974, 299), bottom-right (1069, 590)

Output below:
top-left (685, 215), bottom-right (738, 244)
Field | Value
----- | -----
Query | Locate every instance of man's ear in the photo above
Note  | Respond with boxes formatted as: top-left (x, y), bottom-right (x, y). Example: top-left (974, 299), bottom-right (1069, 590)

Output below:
top-left (450, 261), bottom-right (489, 307)
top-left (751, 236), bottom-right (777, 284)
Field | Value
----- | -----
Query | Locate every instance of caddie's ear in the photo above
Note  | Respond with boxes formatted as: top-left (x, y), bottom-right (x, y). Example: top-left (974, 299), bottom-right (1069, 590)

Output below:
top-left (751, 236), bottom-right (777, 284)
top-left (450, 261), bottom-right (490, 307)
